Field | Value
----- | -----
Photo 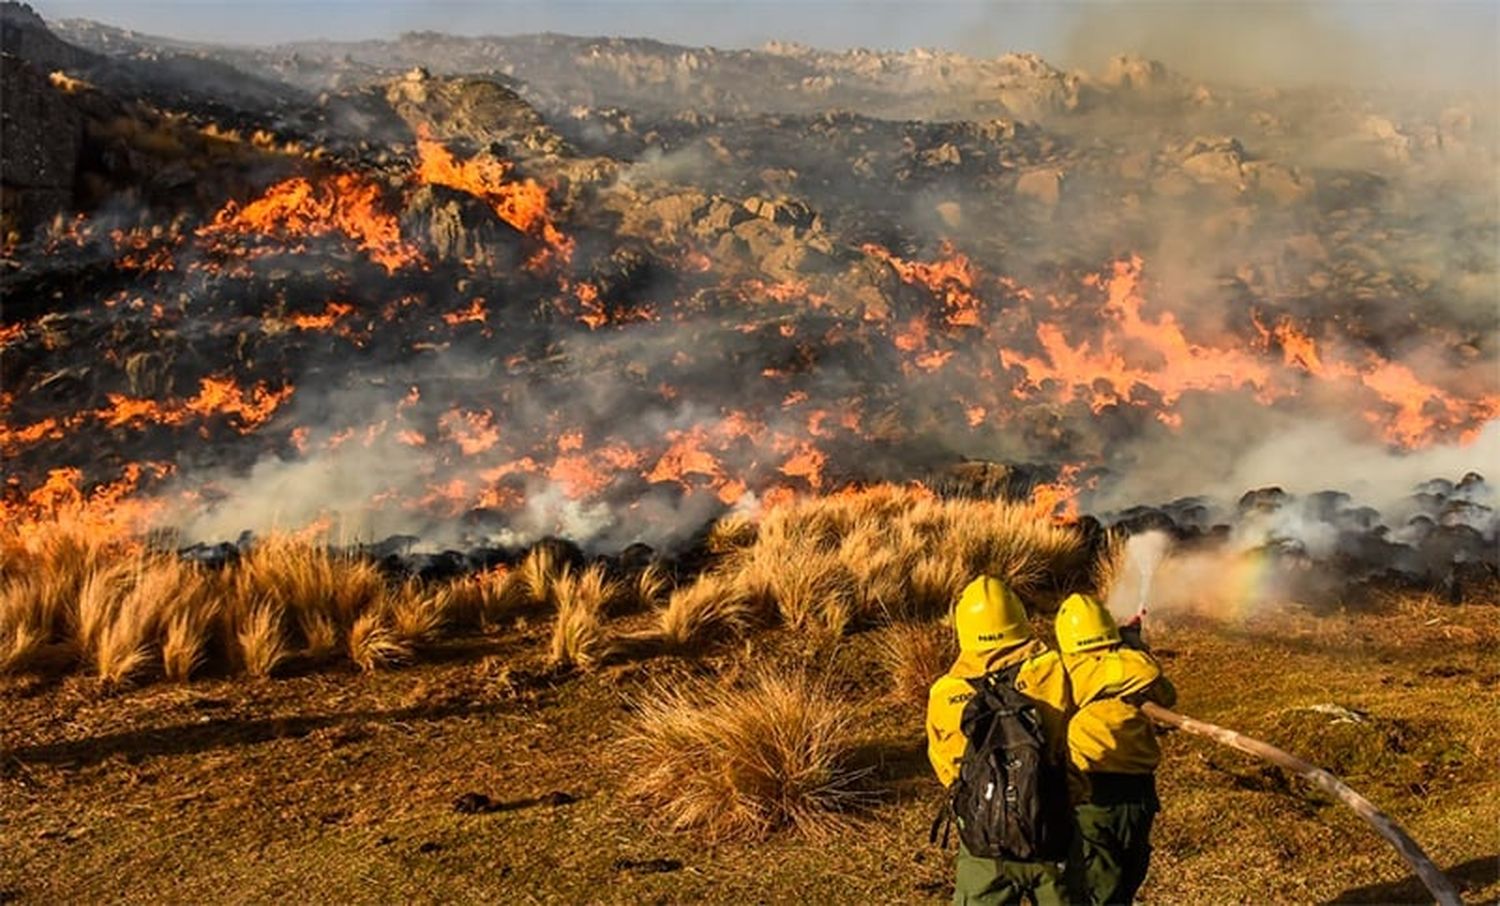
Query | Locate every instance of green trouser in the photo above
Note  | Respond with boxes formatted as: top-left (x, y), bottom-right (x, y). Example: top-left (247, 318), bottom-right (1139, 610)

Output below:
top-left (1066, 773), bottom-right (1159, 906)
top-left (954, 842), bottom-right (1069, 906)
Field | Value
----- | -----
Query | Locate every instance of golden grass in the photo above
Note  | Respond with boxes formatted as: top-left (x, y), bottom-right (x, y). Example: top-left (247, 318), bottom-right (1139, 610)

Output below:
top-left (348, 610), bottom-right (410, 673)
top-left (652, 485), bottom-right (1085, 646)
top-left (706, 513), bottom-right (757, 553)
top-left (162, 599), bottom-right (218, 682)
top-left (655, 571), bottom-right (759, 650)
top-left (620, 669), bottom-right (873, 841)
top-left (233, 538), bottom-right (388, 644)
top-left (235, 600), bottom-right (287, 678)
top-left (631, 562), bottom-right (670, 611)
top-left (548, 564), bottom-right (621, 670)
top-left (517, 545), bottom-right (566, 605)
top-left (0, 487), bottom-right (1083, 683)
top-left (1091, 528), bottom-right (1128, 599)
top-left (874, 620), bottom-right (956, 705)
top-left (389, 587), bottom-right (446, 645)
top-left (0, 526), bottom-right (440, 681)
top-left (421, 566), bottom-right (525, 631)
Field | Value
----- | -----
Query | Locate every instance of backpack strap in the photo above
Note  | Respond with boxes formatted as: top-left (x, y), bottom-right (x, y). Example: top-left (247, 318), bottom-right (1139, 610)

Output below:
top-left (929, 798), bottom-right (953, 848)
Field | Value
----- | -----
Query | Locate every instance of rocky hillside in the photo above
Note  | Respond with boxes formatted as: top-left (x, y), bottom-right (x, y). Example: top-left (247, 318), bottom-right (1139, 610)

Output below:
top-left (2, 2), bottom-right (1496, 596)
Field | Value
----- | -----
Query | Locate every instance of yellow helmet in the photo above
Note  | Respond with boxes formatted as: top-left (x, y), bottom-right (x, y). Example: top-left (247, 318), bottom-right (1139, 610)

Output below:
top-left (954, 576), bottom-right (1032, 652)
top-left (1055, 593), bottom-right (1121, 654)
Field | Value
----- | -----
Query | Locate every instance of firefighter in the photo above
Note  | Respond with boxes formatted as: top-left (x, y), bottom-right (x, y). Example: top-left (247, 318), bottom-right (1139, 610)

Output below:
top-left (927, 576), bottom-right (1074, 906)
top-left (1053, 593), bottom-right (1176, 906)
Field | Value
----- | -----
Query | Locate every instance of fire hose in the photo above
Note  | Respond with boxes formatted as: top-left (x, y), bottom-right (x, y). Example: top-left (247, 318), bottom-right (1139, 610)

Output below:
top-left (1141, 702), bottom-right (1462, 906)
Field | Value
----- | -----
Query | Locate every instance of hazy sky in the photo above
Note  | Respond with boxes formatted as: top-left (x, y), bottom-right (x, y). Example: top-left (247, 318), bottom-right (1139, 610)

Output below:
top-left (30, 0), bottom-right (1500, 89)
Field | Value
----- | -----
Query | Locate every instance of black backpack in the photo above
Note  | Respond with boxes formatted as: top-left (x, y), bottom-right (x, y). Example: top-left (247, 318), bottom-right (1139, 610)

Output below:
top-left (931, 662), bottom-right (1072, 861)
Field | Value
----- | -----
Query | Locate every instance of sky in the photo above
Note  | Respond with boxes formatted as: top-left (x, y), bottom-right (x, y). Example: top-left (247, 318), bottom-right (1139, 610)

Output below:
top-left (29, 0), bottom-right (1500, 89)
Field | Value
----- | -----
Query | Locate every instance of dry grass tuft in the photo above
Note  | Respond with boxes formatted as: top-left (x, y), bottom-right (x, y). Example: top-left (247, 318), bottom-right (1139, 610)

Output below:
top-left (420, 566), bottom-right (524, 631)
top-left (875, 620), bottom-right (957, 704)
top-left (236, 600), bottom-right (288, 678)
top-left (631, 562), bottom-right (671, 611)
top-left (620, 669), bottom-right (873, 841)
top-left (548, 564), bottom-right (620, 670)
top-left (706, 513), bottom-right (758, 553)
top-left (640, 486), bottom-right (1084, 650)
top-left (905, 554), bottom-right (970, 621)
top-left (517, 545), bottom-right (565, 606)
top-left (294, 606), bottom-right (341, 661)
top-left (656, 572), bottom-right (759, 650)
top-left (1092, 529), bottom-right (1129, 599)
top-left (0, 576), bottom-right (59, 673)
top-left (162, 599), bottom-right (218, 682)
top-left (348, 611), bottom-right (411, 672)
top-left (389, 582), bottom-right (447, 646)
top-left (233, 537), bottom-right (387, 638)
top-left (0, 485), bottom-right (1084, 684)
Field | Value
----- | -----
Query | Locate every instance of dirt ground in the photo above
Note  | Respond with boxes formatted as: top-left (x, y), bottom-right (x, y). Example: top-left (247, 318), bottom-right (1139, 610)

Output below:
top-left (3, 599), bottom-right (1497, 905)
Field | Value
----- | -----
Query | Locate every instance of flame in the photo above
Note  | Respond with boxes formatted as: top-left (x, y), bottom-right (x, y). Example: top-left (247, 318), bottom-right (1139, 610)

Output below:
top-left (1, 463), bottom-right (172, 545)
top-left (571, 281), bottom-right (607, 329)
top-left (1027, 464), bottom-right (1085, 523)
top-left (777, 441), bottom-right (827, 490)
top-left (5, 376), bottom-right (293, 456)
top-left (442, 298), bottom-right (488, 327)
top-left (99, 376), bottom-right (294, 435)
top-left (199, 174), bottom-right (421, 272)
top-left (865, 241), bottom-right (982, 327)
top-left (0, 416), bottom-right (65, 454)
top-left (418, 478), bottom-right (473, 517)
top-left (1270, 319), bottom-right (1499, 447)
top-left (414, 127), bottom-right (573, 269)
top-left (110, 227), bottom-right (177, 272)
top-left (439, 408), bottom-right (501, 455)
top-left (287, 301), bottom-right (354, 331)
top-left (548, 443), bottom-right (644, 498)
top-left (647, 426), bottom-right (724, 485)
top-left (1003, 257), bottom-right (1274, 412)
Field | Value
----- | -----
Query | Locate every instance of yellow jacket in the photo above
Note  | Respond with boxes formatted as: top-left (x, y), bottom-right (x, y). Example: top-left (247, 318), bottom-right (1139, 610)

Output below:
top-left (1060, 645), bottom-right (1176, 775)
top-left (925, 639), bottom-right (1072, 788)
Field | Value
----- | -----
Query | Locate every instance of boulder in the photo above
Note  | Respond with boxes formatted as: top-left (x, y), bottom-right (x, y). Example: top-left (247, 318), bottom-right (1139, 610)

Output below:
top-left (1180, 136), bottom-right (1246, 186)
top-left (1015, 167), bottom-right (1064, 206)
top-left (401, 184), bottom-right (524, 268)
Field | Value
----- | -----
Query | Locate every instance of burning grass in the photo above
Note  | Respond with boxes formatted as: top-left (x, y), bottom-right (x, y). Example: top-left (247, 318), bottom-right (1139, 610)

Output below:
top-left (619, 669), bottom-right (875, 841)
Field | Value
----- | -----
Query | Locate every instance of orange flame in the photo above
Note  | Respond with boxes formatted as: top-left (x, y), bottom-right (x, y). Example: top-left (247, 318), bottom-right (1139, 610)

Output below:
top-left (199, 174), bottom-right (421, 273)
top-left (442, 297), bottom-right (489, 327)
top-left (439, 408), bottom-right (501, 456)
top-left (1, 462), bottom-right (172, 544)
top-left (865, 241), bottom-right (983, 327)
top-left (1003, 257), bottom-right (1274, 412)
top-left (287, 301), bottom-right (354, 331)
top-left (98, 376), bottom-right (294, 435)
top-left (414, 127), bottom-right (573, 269)
top-left (1027, 464), bottom-right (1085, 524)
